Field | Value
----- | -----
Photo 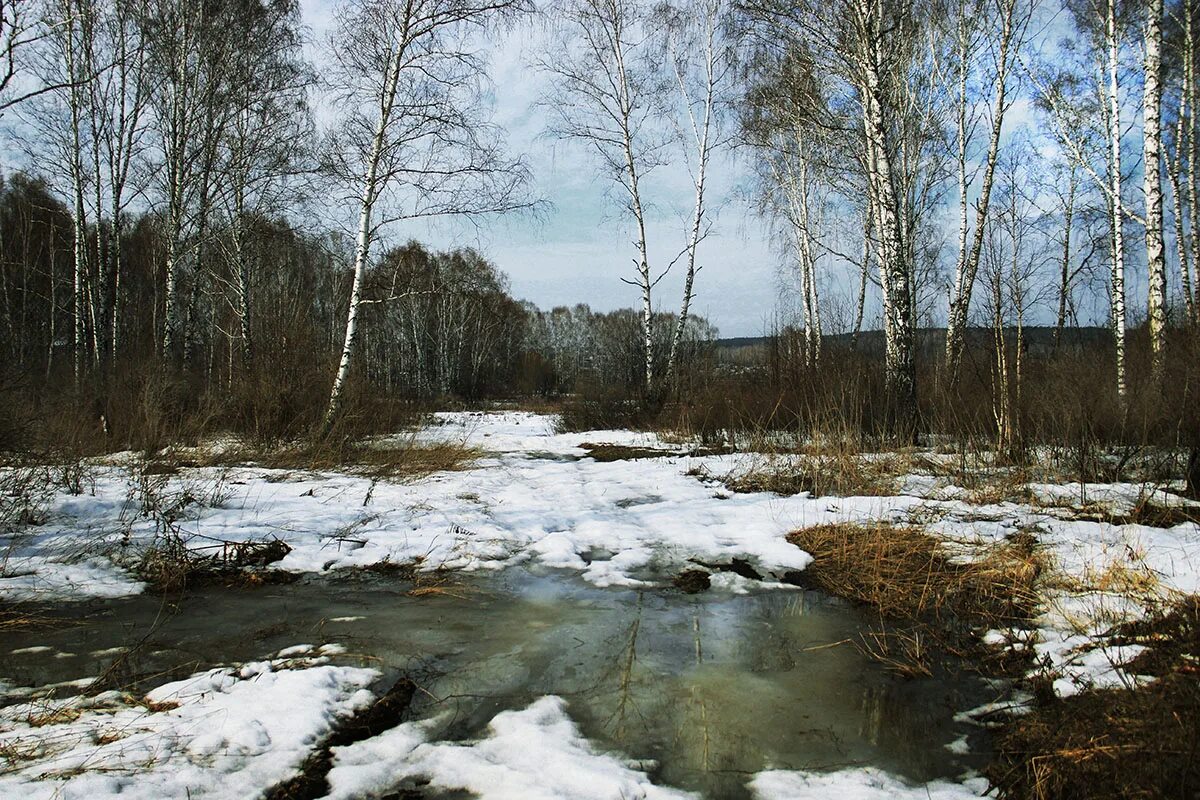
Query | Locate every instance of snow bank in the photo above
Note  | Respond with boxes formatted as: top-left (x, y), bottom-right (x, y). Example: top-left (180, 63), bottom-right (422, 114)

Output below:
top-left (3, 411), bottom-right (911, 601)
top-left (750, 767), bottom-right (988, 799)
top-left (323, 696), bottom-right (695, 800)
top-left (0, 655), bottom-right (378, 799)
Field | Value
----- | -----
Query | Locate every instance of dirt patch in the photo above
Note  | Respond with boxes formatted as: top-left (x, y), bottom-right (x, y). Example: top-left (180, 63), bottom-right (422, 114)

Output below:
top-left (673, 570), bottom-right (711, 593)
top-left (580, 442), bottom-right (733, 462)
top-left (990, 596), bottom-right (1200, 800)
top-left (688, 557), bottom-right (763, 581)
top-left (198, 439), bottom-right (481, 482)
top-left (265, 677), bottom-right (419, 800)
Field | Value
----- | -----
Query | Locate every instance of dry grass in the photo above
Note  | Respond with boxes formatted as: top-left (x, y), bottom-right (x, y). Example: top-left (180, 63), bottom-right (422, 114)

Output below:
top-left (0, 608), bottom-right (56, 632)
top-left (785, 522), bottom-right (1044, 676)
top-left (24, 706), bottom-right (82, 728)
top-left (990, 596), bottom-right (1200, 800)
top-left (708, 451), bottom-right (910, 498)
top-left (1064, 498), bottom-right (1200, 528)
top-left (195, 438), bottom-right (481, 482)
top-left (786, 522), bottom-right (1042, 624)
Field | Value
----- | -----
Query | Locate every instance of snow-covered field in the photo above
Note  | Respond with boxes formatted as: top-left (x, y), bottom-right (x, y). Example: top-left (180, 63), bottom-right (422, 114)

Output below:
top-left (2, 410), bottom-right (1198, 798)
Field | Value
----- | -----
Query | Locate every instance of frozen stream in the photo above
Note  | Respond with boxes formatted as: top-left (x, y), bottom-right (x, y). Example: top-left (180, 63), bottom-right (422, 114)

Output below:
top-left (1, 567), bottom-right (992, 799)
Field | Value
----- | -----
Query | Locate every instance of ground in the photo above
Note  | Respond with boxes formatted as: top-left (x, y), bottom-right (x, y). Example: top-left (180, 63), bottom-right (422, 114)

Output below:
top-left (1, 411), bottom-right (1197, 798)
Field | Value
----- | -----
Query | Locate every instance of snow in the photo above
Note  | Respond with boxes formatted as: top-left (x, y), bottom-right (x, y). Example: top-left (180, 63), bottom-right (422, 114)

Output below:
top-left (3, 410), bottom-right (1199, 798)
top-left (750, 768), bottom-right (989, 799)
top-left (0, 554), bottom-right (143, 603)
top-left (3, 411), bottom-right (888, 602)
top-left (322, 696), bottom-right (696, 800)
top-left (0, 654), bottom-right (379, 799)
top-left (4, 410), bottom-right (1198, 697)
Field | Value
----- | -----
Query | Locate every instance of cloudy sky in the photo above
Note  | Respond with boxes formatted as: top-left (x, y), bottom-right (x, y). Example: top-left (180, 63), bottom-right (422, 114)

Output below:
top-left (300, 1), bottom-right (793, 339)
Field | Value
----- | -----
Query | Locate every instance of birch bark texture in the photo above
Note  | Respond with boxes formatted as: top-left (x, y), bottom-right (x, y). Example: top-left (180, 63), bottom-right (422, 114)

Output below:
top-left (1143, 0), bottom-right (1167, 380)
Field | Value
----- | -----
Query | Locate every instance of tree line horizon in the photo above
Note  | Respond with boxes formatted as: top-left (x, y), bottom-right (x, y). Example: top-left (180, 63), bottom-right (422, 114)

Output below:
top-left (0, 0), bottom-right (1197, 443)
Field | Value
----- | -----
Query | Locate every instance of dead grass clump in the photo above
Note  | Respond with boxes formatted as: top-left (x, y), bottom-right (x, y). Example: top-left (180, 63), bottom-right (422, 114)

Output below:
top-left (135, 536), bottom-right (294, 593)
top-left (1071, 498), bottom-right (1200, 528)
top-left (786, 522), bottom-right (1042, 624)
top-left (579, 442), bottom-right (733, 462)
top-left (965, 471), bottom-right (1035, 506)
top-left (205, 438), bottom-right (480, 482)
top-left (990, 596), bottom-right (1200, 800)
top-left (721, 454), bottom-right (905, 498)
top-left (580, 443), bottom-right (678, 462)
top-left (24, 706), bottom-right (82, 728)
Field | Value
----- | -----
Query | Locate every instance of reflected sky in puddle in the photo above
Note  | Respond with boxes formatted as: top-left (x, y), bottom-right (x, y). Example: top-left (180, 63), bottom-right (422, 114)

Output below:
top-left (1, 568), bottom-right (992, 798)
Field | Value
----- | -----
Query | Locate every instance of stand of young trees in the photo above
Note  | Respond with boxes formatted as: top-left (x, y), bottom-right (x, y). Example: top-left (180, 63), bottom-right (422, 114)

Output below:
top-left (733, 0), bottom-right (1200, 445)
top-left (1, 0), bottom-right (1199, 450)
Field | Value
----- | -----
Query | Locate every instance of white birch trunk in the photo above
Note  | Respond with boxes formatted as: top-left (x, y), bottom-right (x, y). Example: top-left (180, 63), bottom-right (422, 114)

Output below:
top-left (325, 45), bottom-right (404, 428)
top-left (666, 0), bottom-right (721, 383)
top-left (858, 0), bottom-right (916, 434)
top-left (1169, 70), bottom-right (1193, 324)
top-left (1107, 0), bottom-right (1128, 401)
top-left (945, 0), bottom-right (1017, 381)
top-left (1143, 0), bottom-right (1167, 378)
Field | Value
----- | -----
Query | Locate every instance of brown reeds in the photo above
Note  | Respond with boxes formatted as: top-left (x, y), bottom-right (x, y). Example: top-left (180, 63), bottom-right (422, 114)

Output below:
top-left (989, 596), bottom-right (1200, 800)
top-left (786, 522), bottom-right (1042, 624)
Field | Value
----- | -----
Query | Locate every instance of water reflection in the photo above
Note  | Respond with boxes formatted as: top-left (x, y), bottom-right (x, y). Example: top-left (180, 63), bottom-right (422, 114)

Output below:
top-left (0, 568), bottom-right (989, 798)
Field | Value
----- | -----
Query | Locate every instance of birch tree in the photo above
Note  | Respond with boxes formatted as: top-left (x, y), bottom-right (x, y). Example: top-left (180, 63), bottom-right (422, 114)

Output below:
top-left (25, 0), bottom-right (98, 386)
top-left (0, 0), bottom-right (78, 116)
top-left (744, 48), bottom-right (829, 368)
top-left (942, 0), bottom-right (1034, 383)
top-left (657, 0), bottom-right (733, 381)
top-left (1144, 0), bottom-right (1167, 379)
top-left (741, 0), bottom-right (942, 435)
top-left (1031, 0), bottom-right (1132, 401)
top-left (214, 0), bottom-right (310, 371)
top-left (853, 0), bottom-right (922, 434)
top-left (1165, 2), bottom-right (1196, 324)
top-left (1105, 0), bottom-right (1128, 401)
top-left (541, 0), bottom-right (664, 393)
top-left (322, 0), bottom-right (531, 427)
top-left (88, 0), bottom-right (149, 369)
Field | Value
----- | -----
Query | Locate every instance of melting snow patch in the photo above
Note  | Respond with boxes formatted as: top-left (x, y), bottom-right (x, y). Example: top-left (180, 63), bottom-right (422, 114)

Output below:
top-left (0, 657), bottom-right (378, 799)
top-left (750, 767), bottom-right (988, 799)
top-left (322, 696), bottom-right (696, 800)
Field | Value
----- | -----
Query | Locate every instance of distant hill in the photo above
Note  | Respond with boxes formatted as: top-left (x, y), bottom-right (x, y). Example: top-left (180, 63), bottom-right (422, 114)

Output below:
top-left (714, 327), bottom-right (1112, 361)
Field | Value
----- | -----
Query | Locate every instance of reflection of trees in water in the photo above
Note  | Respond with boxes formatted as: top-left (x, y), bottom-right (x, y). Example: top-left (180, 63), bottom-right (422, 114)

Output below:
top-left (859, 683), bottom-right (889, 746)
top-left (675, 614), bottom-right (711, 774)
top-left (586, 593), bottom-right (645, 742)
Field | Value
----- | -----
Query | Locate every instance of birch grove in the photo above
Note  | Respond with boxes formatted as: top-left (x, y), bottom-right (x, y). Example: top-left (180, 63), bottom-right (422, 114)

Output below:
top-left (0, 0), bottom-right (1197, 446)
